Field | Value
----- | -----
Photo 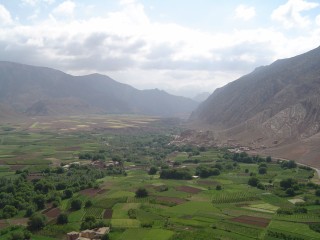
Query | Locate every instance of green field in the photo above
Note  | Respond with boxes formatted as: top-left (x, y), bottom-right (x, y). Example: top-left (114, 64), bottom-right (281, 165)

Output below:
top-left (0, 115), bottom-right (320, 240)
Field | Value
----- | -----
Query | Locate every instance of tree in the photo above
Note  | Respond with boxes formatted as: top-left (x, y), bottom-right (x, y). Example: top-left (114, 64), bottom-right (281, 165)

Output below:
top-left (286, 188), bottom-right (295, 196)
top-left (101, 234), bottom-right (110, 240)
top-left (266, 156), bottom-right (272, 162)
top-left (63, 189), bottom-right (73, 199)
top-left (71, 199), bottom-right (82, 210)
top-left (216, 185), bottom-right (222, 190)
top-left (280, 178), bottom-right (296, 189)
top-left (316, 189), bottom-right (320, 197)
top-left (28, 214), bottom-right (46, 231)
top-left (248, 177), bottom-right (259, 187)
top-left (135, 188), bottom-right (148, 198)
top-left (8, 231), bottom-right (24, 240)
top-left (281, 160), bottom-right (297, 169)
top-left (258, 167), bottom-right (267, 174)
top-left (57, 213), bottom-right (68, 224)
top-left (80, 215), bottom-right (106, 230)
top-left (148, 166), bottom-right (157, 175)
top-left (2, 205), bottom-right (18, 218)
top-left (33, 195), bottom-right (45, 210)
top-left (85, 200), bottom-right (93, 208)
top-left (25, 206), bottom-right (35, 217)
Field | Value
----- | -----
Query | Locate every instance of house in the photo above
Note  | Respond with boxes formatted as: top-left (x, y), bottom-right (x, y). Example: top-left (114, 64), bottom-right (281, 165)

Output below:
top-left (67, 227), bottom-right (110, 240)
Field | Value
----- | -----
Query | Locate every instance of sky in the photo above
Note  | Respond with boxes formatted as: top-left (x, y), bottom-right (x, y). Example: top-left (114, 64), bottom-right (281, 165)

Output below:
top-left (0, 0), bottom-right (320, 97)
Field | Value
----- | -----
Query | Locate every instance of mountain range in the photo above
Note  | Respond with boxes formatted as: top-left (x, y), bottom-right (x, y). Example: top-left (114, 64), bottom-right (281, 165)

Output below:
top-left (190, 46), bottom-right (320, 167)
top-left (0, 61), bottom-right (197, 118)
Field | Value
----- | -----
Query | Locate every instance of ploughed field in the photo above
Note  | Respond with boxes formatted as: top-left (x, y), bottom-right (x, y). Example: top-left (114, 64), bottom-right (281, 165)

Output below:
top-left (0, 115), bottom-right (320, 240)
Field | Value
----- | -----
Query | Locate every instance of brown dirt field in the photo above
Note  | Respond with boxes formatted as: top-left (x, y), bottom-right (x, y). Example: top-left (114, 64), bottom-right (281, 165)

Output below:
top-left (175, 186), bottom-right (202, 194)
top-left (0, 220), bottom-right (8, 229)
top-left (8, 218), bottom-right (28, 226)
top-left (103, 209), bottom-right (113, 219)
top-left (230, 215), bottom-right (270, 228)
top-left (156, 196), bottom-right (187, 204)
top-left (79, 188), bottom-right (102, 197)
top-left (43, 207), bottom-right (61, 218)
top-left (97, 189), bottom-right (109, 194)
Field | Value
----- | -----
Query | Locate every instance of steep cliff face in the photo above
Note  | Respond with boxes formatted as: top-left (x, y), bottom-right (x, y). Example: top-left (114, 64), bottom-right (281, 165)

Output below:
top-left (191, 46), bottom-right (320, 141)
top-left (190, 46), bottom-right (320, 166)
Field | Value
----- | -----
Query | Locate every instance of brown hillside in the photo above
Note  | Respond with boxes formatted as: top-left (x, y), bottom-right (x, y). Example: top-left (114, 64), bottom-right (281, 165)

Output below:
top-left (190, 46), bottom-right (320, 167)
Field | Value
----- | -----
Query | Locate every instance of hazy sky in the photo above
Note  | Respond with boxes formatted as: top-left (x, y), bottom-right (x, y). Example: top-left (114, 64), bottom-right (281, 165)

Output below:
top-left (0, 0), bottom-right (320, 97)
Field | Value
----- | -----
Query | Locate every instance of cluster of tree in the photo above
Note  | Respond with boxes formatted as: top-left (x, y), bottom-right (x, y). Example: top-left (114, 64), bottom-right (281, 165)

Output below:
top-left (195, 165), bottom-right (220, 178)
top-left (104, 134), bottom-right (174, 162)
top-left (276, 207), bottom-right (307, 215)
top-left (0, 165), bottom-right (113, 219)
top-left (57, 213), bottom-right (68, 224)
top-left (280, 178), bottom-right (298, 196)
top-left (309, 223), bottom-right (320, 233)
top-left (80, 216), bottom-right (106, 230)
top-left (281, 160), bottom-right (297, 169)
top-left (0, 226), bottom-right (32, 240)
top-left (79, 152), bottom-right (106, 160)
top-left (160, 168), bottom-right (192, 180)
top-left (135, 188), bottom-right (148, 198)
top-left (27, 214), bottom-right (46, 231)
top-left (267, 230), bottom-right (304, 240)
top-left (258, 163), bottom-right (267, 174)
top-left (148, 166), bottom-right (158, 175)
top-left (229, 152), bottom-right (270, 164)
top-left (247, 177), bottom-right (265, 190)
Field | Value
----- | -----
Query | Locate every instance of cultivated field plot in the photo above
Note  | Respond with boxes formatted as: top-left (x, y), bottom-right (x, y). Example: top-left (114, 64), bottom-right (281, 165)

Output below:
top-left (230, 215), bottom-right (270, 228)
top-left (25, 115), bottom-right (160, 132)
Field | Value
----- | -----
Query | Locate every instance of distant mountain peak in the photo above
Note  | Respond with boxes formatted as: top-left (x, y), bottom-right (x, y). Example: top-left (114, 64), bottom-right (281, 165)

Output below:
top-left (0, 62), bottom-right (198, 118)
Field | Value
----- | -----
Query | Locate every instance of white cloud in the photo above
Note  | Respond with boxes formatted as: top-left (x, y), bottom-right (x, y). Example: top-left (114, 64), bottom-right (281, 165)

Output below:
top-left (52, 0), bottom-right (75, 17)
top-left (271, 0), bottom-right (319, 28)
top-left (0, 1), bottom-right (320, 96)
top-left (22, 0), bottom-right (55, 6)
top-left (234, 5), bottom-right (256, 21)
top-left (316, 15), bottom-right (320, 26)
top-left (0, 4), bottom-right (13, 25)
top-left (119, 0), bottom-right (137, 6)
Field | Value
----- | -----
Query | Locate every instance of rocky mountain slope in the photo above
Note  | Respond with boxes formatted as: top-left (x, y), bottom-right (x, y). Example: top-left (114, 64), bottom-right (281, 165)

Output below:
top-left (0, 62), bottom-right (197, 117)
top-left (190, 46), bottom-right (320, 167)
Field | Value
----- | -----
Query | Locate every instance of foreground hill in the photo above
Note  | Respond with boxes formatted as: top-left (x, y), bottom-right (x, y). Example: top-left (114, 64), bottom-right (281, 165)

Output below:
top-left (190, 46), bottom-right (320, 167)
top-left (0, 62), bottom-right (197, 117)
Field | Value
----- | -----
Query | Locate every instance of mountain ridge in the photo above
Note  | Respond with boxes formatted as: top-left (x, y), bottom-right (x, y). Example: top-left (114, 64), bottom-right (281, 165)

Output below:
top-left (190, 46), bottom-right (320, 167)
top-left (0, 61), bottom-right (198, 117)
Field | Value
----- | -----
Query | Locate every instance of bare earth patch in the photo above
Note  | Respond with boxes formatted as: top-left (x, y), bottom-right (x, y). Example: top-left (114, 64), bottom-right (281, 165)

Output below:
top-left (156, 196), bottom-right (187, 204)
top-left (288, 198), bottom-right (305, 204)
top-left (175, 186), bottom-right (202, 194)
top-left (8, 218), bottom-right (29, 226)
top-left (230, 215), bottom-right (270, 228)
top-left (43, 207), bottom-right (61, 218)
top-left (0, 220), bottom-right (8, 229)
top-left (103, 209), bottom-right (113, 219)
top-left (97, 189), bottom-right (109, 195)
top-left (79, 188), bottom-right (102, 197)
